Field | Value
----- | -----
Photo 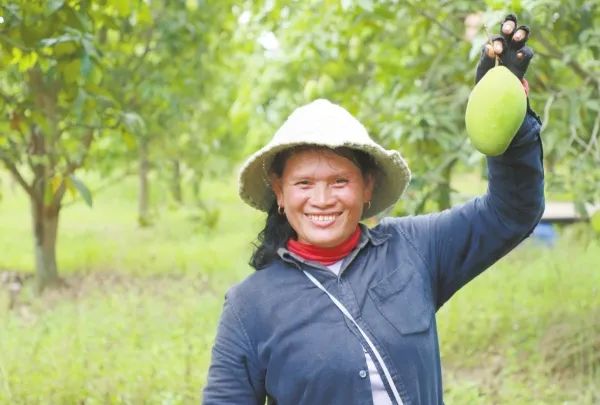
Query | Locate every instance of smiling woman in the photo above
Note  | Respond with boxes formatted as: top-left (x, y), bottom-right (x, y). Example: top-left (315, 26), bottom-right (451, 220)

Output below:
top-left (271, 147), bottom-right (375, 247)
top-left (203, 15), bottom-right (545, 405)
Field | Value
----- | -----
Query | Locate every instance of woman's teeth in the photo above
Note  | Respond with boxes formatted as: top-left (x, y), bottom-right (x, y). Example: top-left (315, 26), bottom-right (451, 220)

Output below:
top-left (307, 214), bottom-right (337, 222)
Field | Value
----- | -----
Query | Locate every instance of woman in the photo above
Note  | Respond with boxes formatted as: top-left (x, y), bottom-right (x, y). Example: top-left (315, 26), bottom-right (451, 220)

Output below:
top-left (203, 14), bottom-right (544, 405)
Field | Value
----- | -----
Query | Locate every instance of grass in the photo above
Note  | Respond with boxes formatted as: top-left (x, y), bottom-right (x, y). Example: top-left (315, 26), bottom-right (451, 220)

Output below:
top-left (439, 236), bottom-right (600, 404)
top-left (0, 172), bottom-right (262, 285)
top-left (0, 172), bottom-right (260, 404)
top-left (0, 171), bottom-right (599, 404)
top-left (0, 277), bottom-right (222, 404)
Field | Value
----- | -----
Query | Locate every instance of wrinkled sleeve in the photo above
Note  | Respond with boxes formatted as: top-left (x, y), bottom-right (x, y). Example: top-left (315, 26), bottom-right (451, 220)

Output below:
top-left (202, 291), bottom-right (266, 405)
top-left (390, 111), bottom-right (545, 309)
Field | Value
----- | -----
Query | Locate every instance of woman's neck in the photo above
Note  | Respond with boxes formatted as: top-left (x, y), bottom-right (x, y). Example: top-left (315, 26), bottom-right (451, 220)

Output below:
top-left (287, 226), bottom-right (362, 265)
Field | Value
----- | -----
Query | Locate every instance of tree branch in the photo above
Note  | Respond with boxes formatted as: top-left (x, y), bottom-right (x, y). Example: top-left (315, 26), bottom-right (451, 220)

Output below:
top-left (127, 28), bottom-right (155, 77)
top-left (0, 34), bottom-right (33, 52)
top-left (64, 129), bottom-right (95, 175)
top-left (50, 179), bottom-right (67, 211)
top-left (535, 31), bottom-right (597, 84)
top-left (0, 89), bottom-right (17, 105)
top-left (585, 111), bottom-right (600, 158)
top-left (61, 170), bottom-right (134, 208)
top-left (404, 1), bottom-right (464, 42)
top-left (62, 121), bottom-right (120, 132)
top-left (0, 156), bottom-right (33, 196)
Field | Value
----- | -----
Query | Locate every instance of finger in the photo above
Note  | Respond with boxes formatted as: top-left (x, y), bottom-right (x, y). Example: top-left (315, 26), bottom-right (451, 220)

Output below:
top-left (476, 44), bottom-right (496, 83)
top-left (493, 39), bottom-right (504, 56)
top-left (511, 25), bottom-right (530, 49)
top-left (516, 46), bottom-right (534, 65)
top-left (502, 20), bottom-right (515, 35)
top-left (501, 20), bottom-right (516, 37)
top-left (489, 35), bottom-right (506, 56)
top-left (500, 14), bottom-right (517, 41)
top-left (510, 46), bottom-right (534, 79)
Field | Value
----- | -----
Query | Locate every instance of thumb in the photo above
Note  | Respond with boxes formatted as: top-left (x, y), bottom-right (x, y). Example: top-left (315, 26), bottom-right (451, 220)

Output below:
top-left (475, 44), bottom-right (496, 83)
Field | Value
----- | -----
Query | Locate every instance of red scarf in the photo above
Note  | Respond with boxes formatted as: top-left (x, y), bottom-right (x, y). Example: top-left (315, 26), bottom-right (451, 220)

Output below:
top-left (287, 227), bottom-right (362, 265)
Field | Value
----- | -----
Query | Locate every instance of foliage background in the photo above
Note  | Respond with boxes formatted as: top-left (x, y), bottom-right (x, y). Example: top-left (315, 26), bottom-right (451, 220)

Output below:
top-left (0, 0), bottom-right (599, 404)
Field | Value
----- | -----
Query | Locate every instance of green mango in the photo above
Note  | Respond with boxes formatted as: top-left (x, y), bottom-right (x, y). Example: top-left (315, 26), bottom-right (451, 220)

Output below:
top-left (465, 66), bottom-right (527, 156)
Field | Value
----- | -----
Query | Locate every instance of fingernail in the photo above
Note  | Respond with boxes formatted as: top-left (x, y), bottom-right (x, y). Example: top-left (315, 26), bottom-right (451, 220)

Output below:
top-left (514, 30), bottom-right (526, 41)
top-left (502, 22), bottom-right (514, 34)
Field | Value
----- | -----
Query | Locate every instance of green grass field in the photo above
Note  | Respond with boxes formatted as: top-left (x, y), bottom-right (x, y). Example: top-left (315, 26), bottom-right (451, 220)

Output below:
top-left (0, 172), bottom-right (599, 404)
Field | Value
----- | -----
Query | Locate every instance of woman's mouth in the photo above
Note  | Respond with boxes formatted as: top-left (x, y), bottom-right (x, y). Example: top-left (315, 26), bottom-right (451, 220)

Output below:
top-left (305, 212), bottom-right (342, 226)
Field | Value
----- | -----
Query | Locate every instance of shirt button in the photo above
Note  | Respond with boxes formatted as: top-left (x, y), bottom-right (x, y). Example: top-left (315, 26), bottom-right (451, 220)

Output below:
top-left (359, 370), bottom-right (368, 378)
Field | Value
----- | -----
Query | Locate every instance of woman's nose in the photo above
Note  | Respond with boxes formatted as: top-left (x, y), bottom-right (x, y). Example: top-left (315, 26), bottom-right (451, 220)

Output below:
top-left (311, 183), bottom-right (335, 207)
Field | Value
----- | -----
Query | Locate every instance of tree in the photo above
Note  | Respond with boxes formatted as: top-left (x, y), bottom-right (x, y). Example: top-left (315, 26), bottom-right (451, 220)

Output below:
top-left (523, 0), bottom-right (600, 212)
top-left (0, 0), bottom-right (263, 289)
top-left (233, 0), bottom-right (477, 213)
top-left (104, 0), bottom-right (249, 224)
top-left (233, 0), bottom-right (600, 214)
top-left (0, 0), bottom-right (150, 290)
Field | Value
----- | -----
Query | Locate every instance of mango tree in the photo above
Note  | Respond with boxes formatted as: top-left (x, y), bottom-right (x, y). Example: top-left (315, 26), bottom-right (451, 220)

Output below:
top-left (103, 0), bottom-right (247, 224)
top-left (233, 0), bottom-right (476, 214)
top-left (0, 1), bottom-right (148, 290)
top-left (235, 0), bottom-right (600, 214)
top-left (521, 0), bottom-right (600, 212)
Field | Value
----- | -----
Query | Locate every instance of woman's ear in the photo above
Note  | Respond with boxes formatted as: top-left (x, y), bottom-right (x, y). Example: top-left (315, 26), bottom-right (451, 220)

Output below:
top-left (270, 174), bottom-right (283, 206)
top-left (363, 173), bottom-right (375, 202)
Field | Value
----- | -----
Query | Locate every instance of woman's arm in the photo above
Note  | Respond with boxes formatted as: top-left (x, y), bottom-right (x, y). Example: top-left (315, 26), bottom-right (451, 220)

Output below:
top-left (432, 110), bottom-right (543, 307)
top-left (203, 292), bottom-right (266, 404)
top-left (389, 110), bottom-right (544, 309)
top-left (386, 15), bottom-right (544, 309)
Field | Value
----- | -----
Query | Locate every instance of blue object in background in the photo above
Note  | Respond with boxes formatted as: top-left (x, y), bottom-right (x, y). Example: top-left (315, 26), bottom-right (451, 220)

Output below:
top-left (532, 222), bottom-right (557, 247)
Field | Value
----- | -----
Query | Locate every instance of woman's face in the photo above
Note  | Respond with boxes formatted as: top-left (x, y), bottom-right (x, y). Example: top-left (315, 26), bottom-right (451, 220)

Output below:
top-left (272, 148), bottom-right (374, 248)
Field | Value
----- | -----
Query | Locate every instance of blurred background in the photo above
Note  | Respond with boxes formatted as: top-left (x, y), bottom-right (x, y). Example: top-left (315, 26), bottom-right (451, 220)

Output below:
top-left (0, 0), bottom-right (599, 403)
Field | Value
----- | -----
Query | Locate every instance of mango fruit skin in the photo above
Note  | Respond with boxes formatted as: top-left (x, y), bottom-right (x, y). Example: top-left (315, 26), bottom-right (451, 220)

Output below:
top-left (465, 66), bottom-right (527, 156)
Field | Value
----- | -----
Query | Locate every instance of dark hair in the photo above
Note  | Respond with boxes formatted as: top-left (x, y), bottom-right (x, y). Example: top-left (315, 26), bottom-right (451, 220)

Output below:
top-left (249, 146), bottom-right (378, 270)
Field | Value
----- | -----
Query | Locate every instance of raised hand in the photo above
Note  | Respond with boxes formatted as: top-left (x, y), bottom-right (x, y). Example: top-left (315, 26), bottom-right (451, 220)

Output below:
top-left (475, 14), bottom-right (534, 84)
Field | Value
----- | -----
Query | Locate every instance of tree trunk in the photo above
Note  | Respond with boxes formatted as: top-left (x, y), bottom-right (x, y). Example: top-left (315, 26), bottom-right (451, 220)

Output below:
top-left (31, 197), bottom-right (61, 292)
top-left (192, 172), bottom-right (203, 204)
top-left (437, 159), bottom-right (457, 210)
top-left (138, 137), bottom-right (151, 226)
top-left (171, 159), bottom-right (182, 203)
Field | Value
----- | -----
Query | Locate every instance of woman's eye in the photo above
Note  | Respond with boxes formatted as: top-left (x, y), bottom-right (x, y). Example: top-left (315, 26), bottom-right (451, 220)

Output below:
top-left (335, 178), bottom-right (349, 185)
top-left (295, 180), bottom-right (310, 186)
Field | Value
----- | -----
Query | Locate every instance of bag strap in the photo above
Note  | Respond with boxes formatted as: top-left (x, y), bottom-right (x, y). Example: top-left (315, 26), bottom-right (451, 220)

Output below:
top-left (303, 270), bottom-right (404, 405)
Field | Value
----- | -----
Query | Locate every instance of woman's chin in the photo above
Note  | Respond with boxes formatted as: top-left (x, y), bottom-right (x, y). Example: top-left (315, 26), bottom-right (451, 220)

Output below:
top-left (300, 229), bottom-right (348, 248)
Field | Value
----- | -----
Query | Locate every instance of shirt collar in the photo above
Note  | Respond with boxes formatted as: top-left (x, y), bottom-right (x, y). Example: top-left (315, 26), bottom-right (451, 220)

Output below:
top-left (277, 222), bottom-right (391, 268)
top-left (359, 222), bottom-right (391, 246)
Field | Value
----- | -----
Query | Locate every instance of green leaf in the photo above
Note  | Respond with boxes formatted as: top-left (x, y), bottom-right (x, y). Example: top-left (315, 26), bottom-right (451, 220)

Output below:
top-left (72, 88), bottom-right (87, 119)
top-left (136, 4), bottom-right (153, 25)
top-left (121, 112), bottom-right (146, 135)
top-left (69, 175), bottom-right (93, 207)
top-left (40, 33), bottom-right (80, 47)
top-left (60, 59), bottom-right (80, 83)
top-left (45, 0), bottom-right (65, 15)
top-left (110, 0), bottom-right (131, 17)
top-left (80, 53), bottom-right (92, 79)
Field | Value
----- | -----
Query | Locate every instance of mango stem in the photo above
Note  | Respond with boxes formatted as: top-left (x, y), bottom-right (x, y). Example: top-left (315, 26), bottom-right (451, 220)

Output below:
top-left (483, 23), bottom-right (500, 66)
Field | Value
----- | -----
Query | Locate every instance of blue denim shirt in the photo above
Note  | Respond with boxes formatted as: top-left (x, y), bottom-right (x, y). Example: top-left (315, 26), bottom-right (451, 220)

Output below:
top-left (203, 112), bottom-right (544, 405)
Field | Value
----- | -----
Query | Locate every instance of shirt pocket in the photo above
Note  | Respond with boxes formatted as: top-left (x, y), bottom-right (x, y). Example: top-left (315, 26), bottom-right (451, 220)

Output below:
top-left (368, 264), bottom-right (433, 335)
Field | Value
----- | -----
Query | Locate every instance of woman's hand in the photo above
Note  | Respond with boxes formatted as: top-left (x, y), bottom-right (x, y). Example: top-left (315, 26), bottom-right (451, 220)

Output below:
top-left (475, 14), bottom-right (534, 84)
